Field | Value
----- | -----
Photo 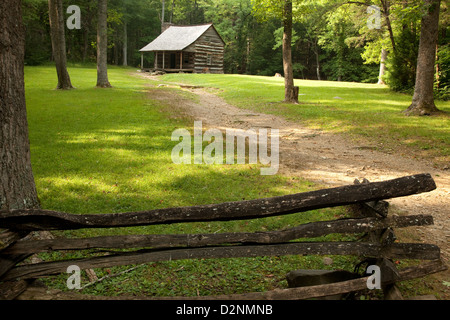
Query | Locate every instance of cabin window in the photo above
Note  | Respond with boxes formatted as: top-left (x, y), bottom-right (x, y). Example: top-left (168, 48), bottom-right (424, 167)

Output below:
top-left (206, 54), bottom-right (212, 66)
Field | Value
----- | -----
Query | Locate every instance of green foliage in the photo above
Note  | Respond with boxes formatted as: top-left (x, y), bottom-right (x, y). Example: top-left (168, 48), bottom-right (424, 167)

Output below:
top-left (251, 0), bottom-right (285, 21)
top-left (247, 20), bottom-right (283, 76)
top-left (435, 33), bottom-right (450, 100)
top-left (203, 0), bottom-right (254, 74)
top-left (384, 27), bottom-right (419, 93)
top-left (20, 0), bottom-right (447, 99)
top-left (318, 4), bottom-right (378, 82)
top-left (22, 0), bottom-right (52, 65)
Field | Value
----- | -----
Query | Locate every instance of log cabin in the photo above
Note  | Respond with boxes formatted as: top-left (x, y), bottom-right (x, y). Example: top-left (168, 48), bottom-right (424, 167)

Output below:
top-left (139, 23), bottom-right (225, 74)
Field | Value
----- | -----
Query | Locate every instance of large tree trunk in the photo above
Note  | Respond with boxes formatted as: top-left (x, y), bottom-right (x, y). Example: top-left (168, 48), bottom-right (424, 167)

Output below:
top-left (314, 37), bottom-right (321, 81)
top-left (378, 48), bottom-right (388, 85)
top-left (48, 0), bottom-right (73, 90)
top-left (0, 0), bottom-right (40, 211)
top-left (282, 0), bottom-right (298, 103)
top-left (405, 0), bottom-right (441, 116)
top-left (96, 0), bottom-right (112, 88)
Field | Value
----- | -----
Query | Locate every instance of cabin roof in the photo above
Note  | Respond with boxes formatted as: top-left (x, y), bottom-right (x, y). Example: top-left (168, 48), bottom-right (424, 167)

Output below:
top-left (139, 23), bottom-right (223, 52)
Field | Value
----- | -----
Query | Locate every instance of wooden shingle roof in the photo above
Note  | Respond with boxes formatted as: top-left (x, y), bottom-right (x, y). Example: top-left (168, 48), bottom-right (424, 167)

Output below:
top-left (139, 24), bottom-right (222, 52)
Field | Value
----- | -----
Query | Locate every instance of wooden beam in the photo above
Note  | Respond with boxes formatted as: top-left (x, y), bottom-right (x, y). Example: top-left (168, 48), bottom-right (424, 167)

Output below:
top-left (1, 242), bottom-right (441, 281)
top-left (0, 229), bottom-right (26, 250)
top-left (0, 280), bottom-right (29, 300)
top-left (2, 215), bottom-right (434, 254)
top-left (0, 174), bottom-right (437, 231)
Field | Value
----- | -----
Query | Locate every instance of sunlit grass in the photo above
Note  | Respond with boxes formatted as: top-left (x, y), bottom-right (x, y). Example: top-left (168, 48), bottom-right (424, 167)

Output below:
top-left (161, 73), bottom-right (450, 164)
top-left (25, 65), bottom-right (357, 297)
top-left (24, 66), bottom-right (445, 298)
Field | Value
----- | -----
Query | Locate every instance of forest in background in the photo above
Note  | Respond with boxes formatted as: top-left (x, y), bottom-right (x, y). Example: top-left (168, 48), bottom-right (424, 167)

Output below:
top-left (22, 0), bottom-right (449, 99)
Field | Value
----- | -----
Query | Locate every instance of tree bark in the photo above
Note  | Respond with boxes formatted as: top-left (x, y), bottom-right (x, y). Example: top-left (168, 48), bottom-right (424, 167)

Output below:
top-left (405, 0), bottom-right (441, 115)
top-left (378, 48), bottom-right (388, 85)
top-left (123, 22), bottom-right (128, 66)
top-left (48, 0), bottom-right (73, 90)
top-left (282, 0), bottom-right (298, 103)
top-left (96, 0), bottom-right (112, 88)
top-left (0, 0), bottom-right (40, 211)
top-left (381, 0), bottom-right (396, 52)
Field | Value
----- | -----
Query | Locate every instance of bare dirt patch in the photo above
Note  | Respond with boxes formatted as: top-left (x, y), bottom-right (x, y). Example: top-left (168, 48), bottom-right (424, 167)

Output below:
top-left (138, 73), bottom-right (449, 298)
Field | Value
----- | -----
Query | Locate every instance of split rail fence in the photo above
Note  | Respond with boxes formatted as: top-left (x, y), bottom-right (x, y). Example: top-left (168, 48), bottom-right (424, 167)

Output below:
top-left (0, 173), bottom-right (447, 300)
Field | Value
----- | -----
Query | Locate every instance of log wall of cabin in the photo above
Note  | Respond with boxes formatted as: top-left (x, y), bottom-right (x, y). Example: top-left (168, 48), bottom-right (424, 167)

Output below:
top-left (191, 27), bottom-right (224, 74)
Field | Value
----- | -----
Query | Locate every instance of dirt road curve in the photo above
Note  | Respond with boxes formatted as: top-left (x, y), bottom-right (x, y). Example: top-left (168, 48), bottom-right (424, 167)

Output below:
top-left (140, 73), bottom-right (449, 274)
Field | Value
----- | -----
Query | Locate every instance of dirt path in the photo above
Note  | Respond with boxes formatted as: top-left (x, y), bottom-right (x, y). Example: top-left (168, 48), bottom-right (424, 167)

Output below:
top-left (139, 73), bottom-right (449, 291)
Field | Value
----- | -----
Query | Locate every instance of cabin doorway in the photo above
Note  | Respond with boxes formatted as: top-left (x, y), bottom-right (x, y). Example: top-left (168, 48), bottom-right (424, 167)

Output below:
top-left (170, 53), bottom-right (176, 69)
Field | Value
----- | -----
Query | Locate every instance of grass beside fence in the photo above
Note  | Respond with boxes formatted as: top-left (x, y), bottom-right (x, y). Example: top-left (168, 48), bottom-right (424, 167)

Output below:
top-left (21, 66), bottom-right (446, 298)
top-left (24, 65), bottom-right (360, 298)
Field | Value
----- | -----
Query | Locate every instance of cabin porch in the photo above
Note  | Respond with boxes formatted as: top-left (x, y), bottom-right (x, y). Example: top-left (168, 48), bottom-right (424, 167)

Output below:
top-left (141, 50), bottom-right (195, 73)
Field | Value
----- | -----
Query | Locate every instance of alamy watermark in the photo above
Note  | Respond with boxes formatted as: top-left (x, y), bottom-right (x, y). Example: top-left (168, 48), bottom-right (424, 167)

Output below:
top-left (66, 5), bottom-right (81, 30)
top-left (367, 5), bottom-right (381, 30)
top-left (170, 121), bottom-right (279, 176)
top-left (66, 265), bottom-right (81, 289)
top-left (366, 264), bottom-right (382, 290)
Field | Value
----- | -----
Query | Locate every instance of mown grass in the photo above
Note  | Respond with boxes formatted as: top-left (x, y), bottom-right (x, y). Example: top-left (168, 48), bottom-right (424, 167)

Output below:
top-left (23, 66), bottom-right (446, 299)
top-left (161, 73), bottom-right (450, 167)
top-left (25, 65), bottom-right (362, 298)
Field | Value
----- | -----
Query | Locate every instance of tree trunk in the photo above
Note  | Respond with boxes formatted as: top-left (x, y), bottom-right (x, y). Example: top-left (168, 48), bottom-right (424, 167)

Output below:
top-left (378, 48), bottom-right (388, 85)
top-left (48, 0), bottom-right (73, 90)
top-left (282, 0), bottom-right (298, 103)
top-left (381, 0), bottom-right (396, 52)
top-left (314, 37), bottom-right (321, 81)
top-left (123, 22), bottom-right (128, 66)
top-left (96, 0), bottom-right (112, 88)
top-left (406, 0), bottom-right (441, 116)
top-left (0, 0), bottom-right (40, 211)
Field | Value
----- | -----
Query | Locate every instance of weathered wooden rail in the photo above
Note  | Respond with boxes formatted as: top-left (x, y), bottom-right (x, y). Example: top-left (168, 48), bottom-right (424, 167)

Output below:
top-left (0, 173), bottom-right (447, 300)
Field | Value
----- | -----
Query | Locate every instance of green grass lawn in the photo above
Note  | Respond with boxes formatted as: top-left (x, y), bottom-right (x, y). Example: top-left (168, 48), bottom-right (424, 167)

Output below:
top-left (161, 73), bottom-right (450, 167)
top-left (22, 65), bottom-right (446, 298)
top-left (25, 65), bottom-right (360, 298)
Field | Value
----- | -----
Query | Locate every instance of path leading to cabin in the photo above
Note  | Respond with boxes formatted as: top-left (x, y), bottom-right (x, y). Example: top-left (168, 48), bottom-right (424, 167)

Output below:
top-left (138, 72), bottom-right (449, 282)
